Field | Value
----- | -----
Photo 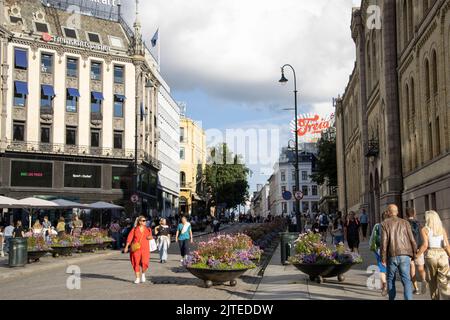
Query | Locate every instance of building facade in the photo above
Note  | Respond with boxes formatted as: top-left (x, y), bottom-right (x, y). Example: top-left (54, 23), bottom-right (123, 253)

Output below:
top-left (269, 148), bottom-right (320, 217)
top-left (251, 183), bottom-right (270, 219)
top-left (336, 0), bottom-right (450, 227)
top-left (0, 0), bottom-right (163, 217)
top-left (157, 82), bottom-right (180, 218)
top-left (179, 116), bottom-right (206, 216)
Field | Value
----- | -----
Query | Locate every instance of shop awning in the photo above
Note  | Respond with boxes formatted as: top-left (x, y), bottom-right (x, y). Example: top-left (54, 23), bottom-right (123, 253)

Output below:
top-left (67, 88), bottom-right (81, 98)
top-left (14, 81), bottom-right (29, 95)
top-left (114, 94), bottom-right (126, 101)
top-left (41, 84), bottom-right (55, 97)
top-left (14, 49), bottom-right (28, 69)
top-left (91, 91), bottom-right (104, 101)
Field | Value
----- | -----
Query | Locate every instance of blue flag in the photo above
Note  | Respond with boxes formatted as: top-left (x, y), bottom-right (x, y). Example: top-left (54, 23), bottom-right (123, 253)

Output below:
top-left (151, 29), bottom-right (159, 47)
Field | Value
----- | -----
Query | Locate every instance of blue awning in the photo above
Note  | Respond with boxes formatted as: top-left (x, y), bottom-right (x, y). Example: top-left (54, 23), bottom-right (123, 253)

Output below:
top-left (67, 88), bottom-right (81, 98)
top-left (14, 49), bottom-right (28, 69)
top-left (14, 81), bottom-right (29, 95)
top-left (114, 94), bottom-right (126, 102)
top-left (91, 91), bottom-right (104, 101)
top-left (41, 85), bottom-right (55, 97)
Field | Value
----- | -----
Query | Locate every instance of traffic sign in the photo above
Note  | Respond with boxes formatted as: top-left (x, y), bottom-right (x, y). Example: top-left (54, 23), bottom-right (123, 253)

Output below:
top-left (294, 191), bottom-right (304, 201)
top-left (131, 194), bottom-right (139, 203)
top-left (282, 191), bottom-right (292, 201)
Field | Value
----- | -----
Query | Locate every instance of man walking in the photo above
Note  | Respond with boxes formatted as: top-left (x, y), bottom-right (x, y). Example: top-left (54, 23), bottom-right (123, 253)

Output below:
top-left (4, 222), bottom-right (14, 254)
top-left (381, 204), bottom-right (417, 300)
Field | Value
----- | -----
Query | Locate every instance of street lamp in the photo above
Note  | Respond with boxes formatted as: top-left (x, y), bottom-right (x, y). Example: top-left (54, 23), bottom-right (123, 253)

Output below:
top-left (279, 64), bottom-right (302, 233)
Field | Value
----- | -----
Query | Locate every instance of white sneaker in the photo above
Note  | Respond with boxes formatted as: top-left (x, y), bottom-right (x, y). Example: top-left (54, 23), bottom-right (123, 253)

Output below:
top-left (141, 274), bottom-right (146, 283)
top-left (134, 278), bottom-right (141, 284)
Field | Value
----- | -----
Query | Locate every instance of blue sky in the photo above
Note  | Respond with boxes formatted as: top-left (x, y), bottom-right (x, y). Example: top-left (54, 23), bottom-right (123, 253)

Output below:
top-left (122, 0), bottom-right (359, 193)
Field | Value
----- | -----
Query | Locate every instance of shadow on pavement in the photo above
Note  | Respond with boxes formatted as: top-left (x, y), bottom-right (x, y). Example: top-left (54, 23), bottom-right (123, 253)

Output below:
top-left (150, 276), bottom-right (202, 287)
top-left (81, 273), bottom-right (131, 283)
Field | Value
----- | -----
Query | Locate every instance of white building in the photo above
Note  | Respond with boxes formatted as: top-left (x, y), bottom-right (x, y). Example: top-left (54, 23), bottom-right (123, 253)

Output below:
top-left (157, 83), bottom-right (180, 218)
top-left (251, 183), bottom-right (270, 219)
top-left (269, 148), bottom-right (320, 217)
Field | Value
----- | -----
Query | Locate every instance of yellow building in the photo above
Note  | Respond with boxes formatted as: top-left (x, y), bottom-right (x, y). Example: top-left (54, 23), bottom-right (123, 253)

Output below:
top-left (179, 117), bottom-right (206, 216)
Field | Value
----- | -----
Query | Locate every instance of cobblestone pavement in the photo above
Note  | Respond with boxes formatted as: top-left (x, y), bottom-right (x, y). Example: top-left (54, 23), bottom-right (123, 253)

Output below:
top-left (0, 224), bottom-right (264, 300)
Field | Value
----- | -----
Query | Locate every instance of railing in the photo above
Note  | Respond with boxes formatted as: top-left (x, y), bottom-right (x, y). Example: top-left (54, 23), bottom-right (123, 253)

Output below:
top-left (41, 0), bottom-right (120, 21)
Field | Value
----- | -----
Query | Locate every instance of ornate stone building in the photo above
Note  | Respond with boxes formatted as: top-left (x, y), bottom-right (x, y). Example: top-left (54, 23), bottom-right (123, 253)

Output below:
top-left (336, 0), bottom-right (450, 227)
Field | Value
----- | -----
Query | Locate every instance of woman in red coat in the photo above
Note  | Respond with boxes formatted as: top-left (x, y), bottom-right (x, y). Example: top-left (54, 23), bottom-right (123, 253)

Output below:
top-left (124, 216), bottom-right (153, 284)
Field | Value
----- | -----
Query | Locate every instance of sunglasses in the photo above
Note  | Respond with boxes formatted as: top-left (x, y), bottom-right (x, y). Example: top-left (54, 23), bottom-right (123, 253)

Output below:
top-left (140, 219), bottom-right (146, 222)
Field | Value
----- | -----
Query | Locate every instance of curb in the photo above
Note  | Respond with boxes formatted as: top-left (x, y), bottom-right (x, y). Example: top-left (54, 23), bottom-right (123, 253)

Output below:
top-left (0, 250), bottom-right (121, 282)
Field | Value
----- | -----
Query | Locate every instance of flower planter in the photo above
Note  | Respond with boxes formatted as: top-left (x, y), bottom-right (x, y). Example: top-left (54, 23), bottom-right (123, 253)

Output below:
top-left (51, 246), bottom-right (76, 258)
top-left (27, 250), bottom-right (50, 263)
top-left (186, 267), bottom-right (251, 288)
top-left (79, 243), bottom-right (101, 253)
top-left (98, 241), bottom-right (114, 250)
top-left (292, 263), bottom-right (356, 284)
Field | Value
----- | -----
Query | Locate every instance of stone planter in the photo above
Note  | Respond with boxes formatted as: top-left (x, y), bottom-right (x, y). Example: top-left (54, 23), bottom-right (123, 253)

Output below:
top-left (98, 241), bottom-right (114, 250)
top-left (27, 250), bottom-right (51, 263)
top-left (186, 267), bottom-right (251, 288)
top-left (292, 263), bottom-right (356, 284)
top-left (51, 246), bottom-right (77, 258)
top-left (79, 243), bottom-right (101, 253)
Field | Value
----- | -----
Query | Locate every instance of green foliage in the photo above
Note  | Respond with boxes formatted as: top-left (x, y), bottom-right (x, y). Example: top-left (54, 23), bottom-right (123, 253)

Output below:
top-left (310, 134), bottom-right (337, 186)
top-left (205, 143), bottom-right (250, 210)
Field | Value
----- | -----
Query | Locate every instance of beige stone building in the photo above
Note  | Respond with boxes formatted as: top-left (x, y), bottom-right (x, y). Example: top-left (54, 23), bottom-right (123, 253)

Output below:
top-left (336, 0), bottom-right (450, 227)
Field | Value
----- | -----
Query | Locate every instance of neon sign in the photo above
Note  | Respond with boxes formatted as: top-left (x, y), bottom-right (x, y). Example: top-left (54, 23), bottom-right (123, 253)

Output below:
top-left (290, 113), bottom-right (335, 141)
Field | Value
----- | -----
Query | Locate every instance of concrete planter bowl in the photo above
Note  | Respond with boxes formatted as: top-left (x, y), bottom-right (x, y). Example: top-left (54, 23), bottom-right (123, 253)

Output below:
top-left (186, 267), bottom-right (251, 288)
top-left (293, 263), bottom-right (355, 284)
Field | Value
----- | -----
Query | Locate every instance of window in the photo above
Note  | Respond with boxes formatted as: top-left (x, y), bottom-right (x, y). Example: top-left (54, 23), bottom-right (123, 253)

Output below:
top-left (14, 81), bottom-right (28, 107)
top-left (180, 127), bottom-right (185, 142)
top-left (40, 126), bottom-right (51, 143)
top-left (91, 62), bottom-right (102, 80)
top-left (14, 48), bottom-right (28, 70)
top-left (431, 50), bottom-right (438, 96)
top-left (281, 186), bottom-right (287, 194)
top-left (34, 22), bottom-right (49, 33)
top-left (302, 171), bottom-right (308, 181)
top-left (431, 193), bottom-right (437, 211)
top-left (312, 185), bottom-right (318, 196)
top-left (281, 170), bottom-right (286, 182)
top-left (87, 32), bottom-right (101, 43)
top-left (302, 202), bottom-right (310, 213)
top-left (66, 127), bottom-right (77, 145)
top-left (114, 65), bottom-right (124, 84)
top-left (113, 95), bottom-right (124, 118)
top-left (109, 36), bottom-right (123, 48)
top-left (67, 58), bottom-right (78, 78)
top-left (282, 203), bottom-right (288, 214)
top-left (63, 27), bottom-right (78, 39)
top-left (425, 59), bottom-right (431, 101)
top-left (41, 53), bottom-right (53, 73)
top-left (292, 170), bottom-right (296, 181)
top-left (66, 88), bottom-right (80, 113)
top-left (91, 92), bottom-right (104, 114)
top-left (91, 130), bottom-right (100, 148)
top-left (425, 195), bottom-right (430, 211)
top-left (113, 131), bottom-right (123, 149)
top-left (180, 147), bottom-right (185, 160)
top-left (180, 172), bottom-right (186, 187)
top-left (40, 85), bottom-right (55, 111)
top-left (10, 16), bottom-right (23, 24)
top-left (13, 122), bottom-right (25, 141)
top-left (435, 117), bottom-right (441, 156)
top-left (302, 186), bottom-right (309, 196)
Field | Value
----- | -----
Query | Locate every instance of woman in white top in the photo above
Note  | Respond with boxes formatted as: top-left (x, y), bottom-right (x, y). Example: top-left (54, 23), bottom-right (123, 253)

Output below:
top-left (417, 210), bottom-right (450, 300)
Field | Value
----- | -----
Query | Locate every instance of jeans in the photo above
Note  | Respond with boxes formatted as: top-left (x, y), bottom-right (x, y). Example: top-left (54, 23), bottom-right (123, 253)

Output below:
top-left (387, 256), bottom-right (413, 300)
top-left (179, 239), bottom-right (190, 258)
top-left (159, 239), bottom-right (169, 262)
top-left (111, 232), bottom-right (121, 250)
top-left (4, 236), bottom-right (11, 253)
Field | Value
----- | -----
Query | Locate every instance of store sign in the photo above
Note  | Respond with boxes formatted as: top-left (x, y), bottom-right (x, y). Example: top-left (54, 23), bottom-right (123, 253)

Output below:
top-left (42, 33), bottom-right (110, 53)
top-left (64, 164), bottom-right (101, 189)
top-left (290, 113), bottom-right (335, 140)
top-left (11, 161), bottom-right (53, 188)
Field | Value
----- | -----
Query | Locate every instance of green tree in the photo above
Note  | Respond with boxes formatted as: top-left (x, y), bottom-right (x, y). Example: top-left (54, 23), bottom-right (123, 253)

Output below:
top-left (311, 134), bottom-right (337, 186)
top-left (205, 143), bottom-right (250, 211)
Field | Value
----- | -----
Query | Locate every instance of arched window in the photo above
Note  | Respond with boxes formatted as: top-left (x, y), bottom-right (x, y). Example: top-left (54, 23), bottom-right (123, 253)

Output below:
top-left (425, 59), bottom-right (431, 102)
top-left (435, 116), bottom-right (441, 155)
top-left (410, 78), bottom-right (416, 118)
top-left (431, 50), bottom-right (438, 96)
top-left (405, 83), bottom-right (410, 121)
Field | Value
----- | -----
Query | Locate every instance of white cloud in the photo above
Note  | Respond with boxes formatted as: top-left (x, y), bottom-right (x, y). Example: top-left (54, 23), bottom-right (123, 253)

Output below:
top-left (124, 0), bottom-right (357, 107)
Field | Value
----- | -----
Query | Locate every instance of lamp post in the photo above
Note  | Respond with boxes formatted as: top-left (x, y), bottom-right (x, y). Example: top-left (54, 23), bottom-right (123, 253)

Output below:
top-left (279, 64), bottom-right (302, 232)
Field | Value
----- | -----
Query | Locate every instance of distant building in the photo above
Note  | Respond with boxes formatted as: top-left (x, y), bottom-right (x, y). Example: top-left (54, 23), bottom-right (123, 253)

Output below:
top-left (251, 183), bottom-right (270, 219)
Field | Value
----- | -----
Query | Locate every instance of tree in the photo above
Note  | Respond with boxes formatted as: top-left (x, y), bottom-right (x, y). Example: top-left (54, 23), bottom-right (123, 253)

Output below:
top-left (205, 143), bottom-right (250, 212)
top-left (311, 133), bottom-right (337, 187)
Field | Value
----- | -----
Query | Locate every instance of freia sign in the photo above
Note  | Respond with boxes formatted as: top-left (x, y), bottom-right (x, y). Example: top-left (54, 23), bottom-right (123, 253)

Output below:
top-left (42, 33), bottom-right (110, 53)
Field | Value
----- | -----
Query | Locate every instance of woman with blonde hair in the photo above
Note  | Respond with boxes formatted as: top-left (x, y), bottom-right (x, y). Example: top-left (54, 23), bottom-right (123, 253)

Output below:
top-left (417, 210), bottom-right (450, 300)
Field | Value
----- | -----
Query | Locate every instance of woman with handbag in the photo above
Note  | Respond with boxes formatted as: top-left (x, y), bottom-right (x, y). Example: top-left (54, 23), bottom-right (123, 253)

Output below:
top-left (124, 216), bottom-right (153, 284)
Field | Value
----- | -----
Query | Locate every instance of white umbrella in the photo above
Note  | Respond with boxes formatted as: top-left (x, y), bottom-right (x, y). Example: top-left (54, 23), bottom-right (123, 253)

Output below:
top-left (87, 202), bottom-right (124, 226)
top-left (0, 196), bottom-right (21, 208)
top-left (17, 198), bottom-right (59, 229)
top-left (52, 199), bottom-right (90, 209)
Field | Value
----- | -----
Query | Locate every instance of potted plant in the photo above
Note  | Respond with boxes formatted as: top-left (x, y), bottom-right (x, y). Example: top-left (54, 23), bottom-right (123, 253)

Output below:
top-left (183, 234), bottom-right (263, 288)
top-left (288, 232), bottom-right (362, 284)
top-left (78, 229), bottom-right (115, 252)
top-left (27, 235), bottom-right (52, 263)
top-left (50, 235), bottom-right (81, 257)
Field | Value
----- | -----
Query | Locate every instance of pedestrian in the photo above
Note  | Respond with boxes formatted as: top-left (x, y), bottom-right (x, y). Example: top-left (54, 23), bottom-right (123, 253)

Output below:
top-left (318, 212), bottom-right (330, 243)
top-left (369, 211), bottom-right (388, 296)
top-left (0, 226), bottom-right (5, 258)
top-left (416, 210), bottom-right (450, 300)
top-left (4, 222), bottom-right (13, 254)
top-left (381, 204), bottom-right (417, 301)
top-left (155, 218), bottom-right (171, 263)
top-left (176, 215), bottom-right (193, 263)
top-left (42, 216), bottom-right (51, 239)
top-left (72, 215), bottom-right (83, 237)
top-left (32, 220), bottom-right (43, 236)
top-left (345, 212), bottom-right (360, 253)
top-left (124, 216), bottom-right (153, 284)
top-left (13, 221), bottom-right (24, 238)
top-left (406, 208), bottom-right (427, 295)
top-left (109, 220), bottom-right (121, 250)
top-left (331, 213), bottom-right (345, 246)
top-left (360, 209), bottom-right (369, 241)
top-left (56, 217), bottom-right (66, 237)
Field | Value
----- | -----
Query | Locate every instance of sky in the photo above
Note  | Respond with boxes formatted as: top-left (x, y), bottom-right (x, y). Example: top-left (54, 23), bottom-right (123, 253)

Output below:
top-left (123, 0), bottom-right (360, 193)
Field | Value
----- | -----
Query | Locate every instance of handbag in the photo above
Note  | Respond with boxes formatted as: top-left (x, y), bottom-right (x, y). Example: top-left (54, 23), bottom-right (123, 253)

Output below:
top-left (150, 239), bottom-right (157, 252)
top-left (131, 228), bottom-right (145, 253)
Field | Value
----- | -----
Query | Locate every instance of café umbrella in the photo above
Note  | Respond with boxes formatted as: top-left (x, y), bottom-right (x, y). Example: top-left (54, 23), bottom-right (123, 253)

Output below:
top-left (0, 196), bottom-right (21, 208)
top-left (51, 199), bottom-right (90, 209)
top-left (17, 198), bottom-right (59, 229)
top-left (87, 202), bottom-right (124, 227)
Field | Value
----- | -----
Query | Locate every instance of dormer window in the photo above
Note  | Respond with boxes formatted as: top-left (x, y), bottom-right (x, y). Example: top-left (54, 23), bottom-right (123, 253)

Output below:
top-left (63, 27), bottom-right (78, 39)
top-left (10, 16), bottom-right (23, 24)
top-left (109, 36), bottom-right (123, 48)
top-left (87, 32), bottom-right (101, 43)
top-left (34, 22), bottom-right (49, 33)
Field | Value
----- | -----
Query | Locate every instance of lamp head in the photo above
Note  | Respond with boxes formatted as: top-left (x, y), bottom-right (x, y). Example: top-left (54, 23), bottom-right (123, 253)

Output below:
top-left (279, 68), bottom-right (288, 85)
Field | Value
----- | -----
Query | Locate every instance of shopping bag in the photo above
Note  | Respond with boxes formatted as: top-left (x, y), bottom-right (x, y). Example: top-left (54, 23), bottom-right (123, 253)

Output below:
top-left (149, 239), bottom-right (158, 252)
